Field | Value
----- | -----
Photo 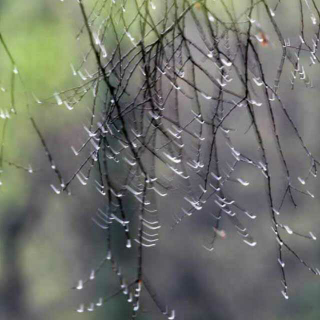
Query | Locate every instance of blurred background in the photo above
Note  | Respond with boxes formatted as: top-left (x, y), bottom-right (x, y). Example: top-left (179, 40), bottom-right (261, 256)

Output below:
top-left (0, 1), bottom-right (320, 320)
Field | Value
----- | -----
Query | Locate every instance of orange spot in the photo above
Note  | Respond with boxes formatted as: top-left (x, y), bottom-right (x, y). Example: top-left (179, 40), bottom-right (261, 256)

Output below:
top-left (194, 2), bottom-right (201, 9)
top-left (213, 227), bottom-right (227, 239)
top-left (259, 32), bottom-right (269, 47)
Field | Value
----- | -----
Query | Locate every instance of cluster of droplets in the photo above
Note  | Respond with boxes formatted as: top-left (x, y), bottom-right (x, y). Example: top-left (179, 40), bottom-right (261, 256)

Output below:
top-left (47, 0), bottom-right (320, 313)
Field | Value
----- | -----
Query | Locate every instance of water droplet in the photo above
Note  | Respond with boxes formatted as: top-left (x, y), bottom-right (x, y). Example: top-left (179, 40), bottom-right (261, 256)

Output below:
top-left (237, 178), bottom-right (249, 186)
top-left (127, 292), bottom-right (133, 302)
top-left (50, 184), bottom-right (60, 194)
top-left (168, 165), bottom-right (189, 179)
top-left (221, 58), bottom-right (232, 67)
top-left (255, 33), bottom-right (264, 43)
top-left (208, 13), bottom-right (214, 22)
top-left (64, 101), bottom-right (73, 110)
top-left (163, 152), bottom-right (181, 163)
top-left (53, 92), bottom-right (63, 105)
top-left (96, 297), bottom-right (103, 306)
top-left (201, 92), bottom-right (212, 100)
top-left (278, 258), bottom-right (285, 267)
top-left (13, 66), bottom-right (18, 74)
top-left (244, 211), bottom-right (257, 219)
top-left (100, 44), bottom-right (107, 58)
top-left (273, 208), bottom-right (280, 215)
top-left (253, 77), bottom-right (264, 86)
top-left (307, 190), bottom-right (314, 198)
top-left (309, 232), bottom-right (317, 240)
top-left (184, 198), bottom-right (202, 211)
top-left (281, 290), bottom-right (289, 299)
top-left (32, 93), bottom-right (42, 104)
top-left (243, 239), bottom-right (257, 247)
top-left (126, 32), bottom-right (136, 45)
top-left (71, 146), bottom-right (79, 156)
top-left (125, 185), bottom-right (142, 196)
top-left (168, 310), bottom-right (176, 320)
top-left (203, 244), bottom-right (214, 251)
top-left (247, 16), bottom-right (256, 24)
top-left (78, 70), bottom-right (87, 81)
top-left (216, 78), bottom-right (226, 87)
top-left (87, 303), bottom-right (94, 312)
top-left (157, 66), bottom-right (166, 75)
top-left (259, 161), bottom-right (267, 171)
top-left (76, 173), bottom-right (87, 186)
top-left (70, 64), bottom-right (77, 76)
top-left (276, 236), bottom-right (283, 246)
top-left (299, 35), bottom-right (305, 44)
top-left (284, 225), bottom-right (293, 234)
top-left (126, 239), bottom-right (132, 248)
top-left (76, 280), bottom-right (83, 290)
top-left (178, 70), bottom-right (185, 78)
top-left (133, 301), bottom-right (140, 311)
top-left (77, 304), bottom-right (84, 313)
top-left (170, 81), bottom-right (180, 90)
top-left (84, 125), bottom-right (97, 137)
top-left (248, 99), bottom-right (262, 107)
top-left (211, 172), bottom-right (222, 181)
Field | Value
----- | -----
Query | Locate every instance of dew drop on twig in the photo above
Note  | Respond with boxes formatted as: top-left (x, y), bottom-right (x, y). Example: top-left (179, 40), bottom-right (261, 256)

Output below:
top-left (237, 178), bottom-right (249, 186)
top-left (77, 304), bottom-right (84, 313)
top-left (50, 184), bottom-right (60, 195)
top-left (96, 297), bottom-right (103, 307)
top-left (306, 190), bottom-right (314, 198)
top-left (54, 92), bottom-right (63, 105)
top-left (278, 258), bottom-right (285, 267)
top-left (168, 310), bottom-right (175, 320)
top-left (76, 280), bottom-right (83, 290)
top-left (70, 64), bottom-right (77, 76)
top-left (87, 303), bottom-right (94, 312)
top-left (126, 239), bottom-right (132, 248)
top-left (309, 232), bottom-right (317, 240)
top-left (281, 290), bottom-right (289, 300)
top-left (269, 8), bottom-right (275, 17)
top-left (273, 208), bottom-right (280, 215)
top-left (32, 93), bottom-right (42, 104)
top-left (221, 58), bottom-right (232, 67)
top-left (311, 13), bottom-right (317, 25)
top-left (284, 225), bottom-right (293, 235)
top-left (244, 211), bottom-right (257, 219)
top-left (150, 1), bottom-right (156, 10)
top-left (243, 239), bottom-right (257, 247)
